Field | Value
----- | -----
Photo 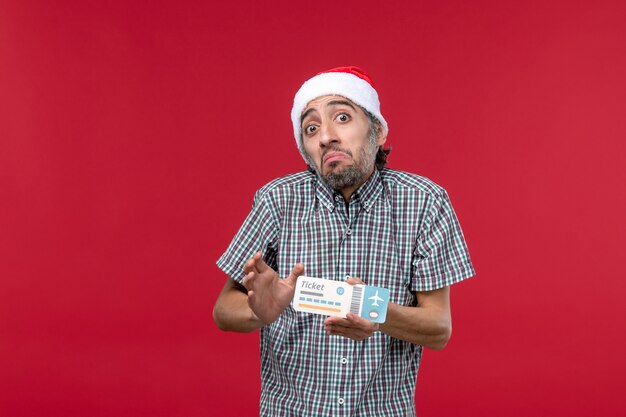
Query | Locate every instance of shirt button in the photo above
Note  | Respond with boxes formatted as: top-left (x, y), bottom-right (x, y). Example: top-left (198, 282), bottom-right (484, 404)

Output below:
top-left (346, 229), bottom-right (352, 235)
top-left (338, 398), bottom-right (345, 405)
top-left (334, 195), bottom-right (340, 201)
top-left (340, 357), bottom-right (348, 365)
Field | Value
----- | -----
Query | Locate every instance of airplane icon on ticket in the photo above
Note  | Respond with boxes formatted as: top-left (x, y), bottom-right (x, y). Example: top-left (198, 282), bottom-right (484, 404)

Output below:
top-left (368, 290), bottom-right (384, 307)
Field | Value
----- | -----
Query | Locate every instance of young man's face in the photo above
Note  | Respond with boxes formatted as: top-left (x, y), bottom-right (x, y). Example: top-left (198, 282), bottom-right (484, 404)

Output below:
top-left (300, 95), bottom-right (385, 192)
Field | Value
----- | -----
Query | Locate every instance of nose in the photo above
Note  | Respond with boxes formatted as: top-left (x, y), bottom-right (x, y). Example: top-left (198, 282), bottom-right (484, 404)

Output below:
top-left (319, 123), bottom-right (339, 147)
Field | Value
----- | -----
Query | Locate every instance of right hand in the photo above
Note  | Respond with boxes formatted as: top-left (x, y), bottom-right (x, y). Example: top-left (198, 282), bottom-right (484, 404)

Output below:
top-left (243, 251), bottom-right (304, 325)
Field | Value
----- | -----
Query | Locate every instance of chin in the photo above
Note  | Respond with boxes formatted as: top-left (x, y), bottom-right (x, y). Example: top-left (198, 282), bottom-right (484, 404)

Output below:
top-left (324, 162), bottom-right (351, 174)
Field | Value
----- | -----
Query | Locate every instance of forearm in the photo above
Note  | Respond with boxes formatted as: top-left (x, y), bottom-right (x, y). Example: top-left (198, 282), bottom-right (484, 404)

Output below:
top-left (379, 287), bottom-right (452, 350)
top-left (379, 304), bottom-right (451, 349)
top-left (212, 279), bottom-right (264, 333)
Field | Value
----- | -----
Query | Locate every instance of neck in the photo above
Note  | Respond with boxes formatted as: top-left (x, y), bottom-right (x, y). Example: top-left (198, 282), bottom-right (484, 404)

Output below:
top-left (339, 185), bottom-right (358, 204)
top-left (337, 168), bottom-right (375, 203)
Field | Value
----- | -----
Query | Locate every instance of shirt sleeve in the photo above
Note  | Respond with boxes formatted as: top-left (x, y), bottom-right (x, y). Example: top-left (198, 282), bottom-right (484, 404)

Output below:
top-left (216, 190), bottom-right (280, 284)
top-left (411, 190), bottom-right (475, 291)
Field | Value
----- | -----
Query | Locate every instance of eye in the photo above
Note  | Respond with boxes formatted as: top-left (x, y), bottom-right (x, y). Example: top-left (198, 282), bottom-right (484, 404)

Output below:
top-left (335, 112), bottom-right (350, 122)
top-left (304, 124), bottom-right (318, 135)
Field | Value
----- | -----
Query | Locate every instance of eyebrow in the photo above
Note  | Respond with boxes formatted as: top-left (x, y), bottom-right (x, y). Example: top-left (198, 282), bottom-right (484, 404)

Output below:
top-left (300, 99), bottom-right (357, 125)
top-left (326, 99), bottom-right (356, 110)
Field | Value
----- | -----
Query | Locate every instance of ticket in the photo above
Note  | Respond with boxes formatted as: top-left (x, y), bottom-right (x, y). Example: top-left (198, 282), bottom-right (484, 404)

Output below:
top-left (292, 276), bottom-right (390, 323)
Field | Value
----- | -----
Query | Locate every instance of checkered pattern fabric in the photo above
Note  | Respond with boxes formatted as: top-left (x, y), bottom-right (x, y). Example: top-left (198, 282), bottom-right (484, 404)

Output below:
top-left (217, 168), bottom-right (474, 416)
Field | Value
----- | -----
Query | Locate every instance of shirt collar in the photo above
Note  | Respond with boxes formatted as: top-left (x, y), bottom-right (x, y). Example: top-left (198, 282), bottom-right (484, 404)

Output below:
top-left (315, 169), bottom-right (383, 212)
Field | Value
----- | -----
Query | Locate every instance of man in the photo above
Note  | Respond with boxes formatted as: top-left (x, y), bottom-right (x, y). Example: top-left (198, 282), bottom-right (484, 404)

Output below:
top-left (213, 66), bottom-right (475, 416)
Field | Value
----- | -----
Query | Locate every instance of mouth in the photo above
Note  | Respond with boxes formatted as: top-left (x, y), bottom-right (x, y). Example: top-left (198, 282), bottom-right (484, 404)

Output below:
top-left (322, 151), bottom-right (351, 165)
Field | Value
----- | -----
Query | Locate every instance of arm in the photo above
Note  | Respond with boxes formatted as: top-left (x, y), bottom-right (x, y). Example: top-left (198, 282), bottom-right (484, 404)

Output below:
top-left (213, 251), bottom-right (304, 333)
top-left (212, 277), bottom-right (263, 333)
top-left (325, 190), bottom-right (473, 347)
top-left (324, 278), bottom-right (452, 350)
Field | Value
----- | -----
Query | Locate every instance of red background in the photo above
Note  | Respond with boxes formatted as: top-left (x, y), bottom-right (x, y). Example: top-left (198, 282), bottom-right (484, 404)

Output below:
top-left (2, 1), bottom-right (625, 416)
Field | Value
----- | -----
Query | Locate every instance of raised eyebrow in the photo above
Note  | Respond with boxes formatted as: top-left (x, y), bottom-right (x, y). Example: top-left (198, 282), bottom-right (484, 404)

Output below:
top-left (326, 100), bottom-right (357, 111)
top-left (300, 107), bottom-right (317, 125)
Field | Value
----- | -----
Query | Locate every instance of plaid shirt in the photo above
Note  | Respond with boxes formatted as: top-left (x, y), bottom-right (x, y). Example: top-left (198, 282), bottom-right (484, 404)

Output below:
top-left (217, 168), bottom-right (474, 416)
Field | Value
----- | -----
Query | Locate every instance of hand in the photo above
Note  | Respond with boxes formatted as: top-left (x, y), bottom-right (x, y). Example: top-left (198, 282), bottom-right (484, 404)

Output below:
top-left (323, 276), bottom-right (380, 341)
top-left (242, 251), bottom-right (304, 325)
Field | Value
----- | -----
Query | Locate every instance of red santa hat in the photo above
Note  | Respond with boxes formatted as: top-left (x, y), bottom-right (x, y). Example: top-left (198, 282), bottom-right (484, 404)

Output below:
top-left (291, 66), bottom-right (388, 151)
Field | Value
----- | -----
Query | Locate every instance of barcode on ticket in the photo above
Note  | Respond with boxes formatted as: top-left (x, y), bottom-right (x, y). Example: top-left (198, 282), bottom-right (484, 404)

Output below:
top-left (350, 285), bottom-right (363, 315)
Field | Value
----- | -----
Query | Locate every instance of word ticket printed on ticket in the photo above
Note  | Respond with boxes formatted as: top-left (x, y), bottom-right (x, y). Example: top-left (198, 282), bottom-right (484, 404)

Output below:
top-left (292, 276), bottom-right (390, 323)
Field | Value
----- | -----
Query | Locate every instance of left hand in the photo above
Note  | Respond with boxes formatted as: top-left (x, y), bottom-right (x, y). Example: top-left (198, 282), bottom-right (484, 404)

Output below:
top-left (323, 277), bottom-right (380, 341)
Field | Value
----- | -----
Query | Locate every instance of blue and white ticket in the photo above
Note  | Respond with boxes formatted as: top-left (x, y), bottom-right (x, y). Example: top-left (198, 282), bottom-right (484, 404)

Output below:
top-left (292, 276), bottom-right (390, 323)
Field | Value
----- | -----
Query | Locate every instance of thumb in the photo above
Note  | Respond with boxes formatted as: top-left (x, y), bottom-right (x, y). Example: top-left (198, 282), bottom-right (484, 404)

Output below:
top-left (285, 263), bottom-right (305, 286)
top-left (346, 276), bottom-right (365, 285)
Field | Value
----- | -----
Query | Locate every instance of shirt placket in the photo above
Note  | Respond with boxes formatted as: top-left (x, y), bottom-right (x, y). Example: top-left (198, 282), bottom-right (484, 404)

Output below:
top-left (330, 195), bottom-right (362, 416)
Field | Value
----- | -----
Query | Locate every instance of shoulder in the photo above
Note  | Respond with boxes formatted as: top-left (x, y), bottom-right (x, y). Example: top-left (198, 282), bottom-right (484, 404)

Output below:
top-left (254, 170), bottom-right (316, 203)
top-left (379, 168), bottom-right (447, 199)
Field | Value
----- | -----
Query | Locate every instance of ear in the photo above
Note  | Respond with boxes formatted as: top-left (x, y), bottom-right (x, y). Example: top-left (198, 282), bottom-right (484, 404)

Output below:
top-left (376, 122), bottom-right (387, 147)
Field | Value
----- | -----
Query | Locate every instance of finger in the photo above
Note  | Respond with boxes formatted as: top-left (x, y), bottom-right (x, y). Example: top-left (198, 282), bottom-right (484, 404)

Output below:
top-left (243, 271), bottom-right (256, 290)
top-left (247, 289), bottom-right (258, 311)
top-left (243, 258), bottom-right (252, 274)
top-left (324, 319), bottom-right (354, 336)
top-left (346, 313), bottom-right (365, 323)
top-left (346, 313), bottom-right (380, 333)
top-left (324, 316), bottom-right (349, 326)
top-left (243, 256), bottom-right (260, 274)
top-left (243, 251), bottom-right (265, 274)
top-left (327, 315), bottom-right (369, 328)
top-left (325, 323), bottom-right (369, 340)
top-left (346, 313), bottom-right (372, 327)
top-left (285, 263), bottom-right (305, 286)
top-left (345, 277), bottom-right (365, 285)
top-left (325, 315), bottom-right (377, 332)
top-left (252, 251), bottom-right (272, 273)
